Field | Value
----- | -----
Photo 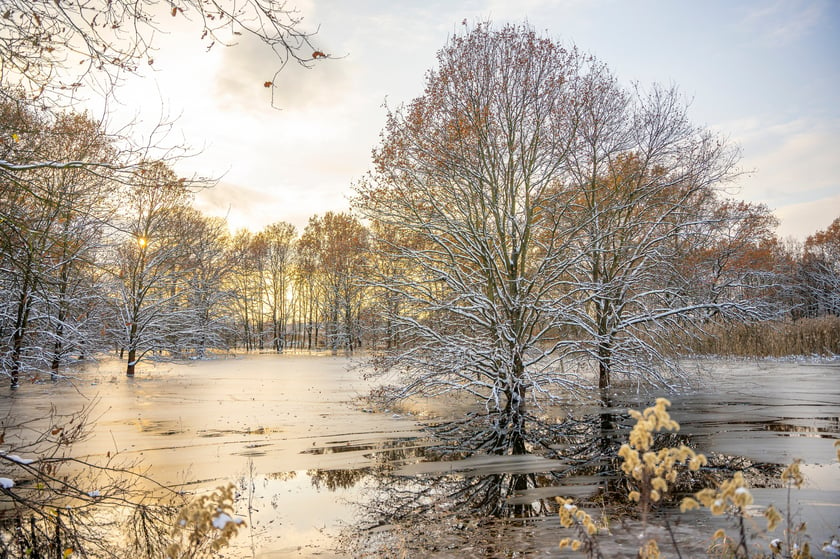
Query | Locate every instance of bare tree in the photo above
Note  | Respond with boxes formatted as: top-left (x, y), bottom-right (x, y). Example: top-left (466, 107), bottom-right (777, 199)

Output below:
top-left (354, 22), bottom-right (777, 453)
top-left (0, 0), bottom-right (326, 105)
top-left (155, 206), bottom-right (235, 358)
top-left (226, 229), bottom-right (264, 351)
top-left (292, 228), bottom-right (323, 350)
top-left (797, 216), bottom-right (840, 317)
top-left (365, 221), bottom-right (418, 350)
top-left (553, 79), bottom-right (766, 391)
top-left (0, 101), bottom-right (117, 387)
top-left (35, 114), bottom-right (118, 377)
top-left (299, 212), bottom-right (369, 353)
top-left (354, 22), bottom-right (588, 454)
top-left (259, 221), bottom-right (297, 352)
top-left (105, 161), bottom-right (194, 375)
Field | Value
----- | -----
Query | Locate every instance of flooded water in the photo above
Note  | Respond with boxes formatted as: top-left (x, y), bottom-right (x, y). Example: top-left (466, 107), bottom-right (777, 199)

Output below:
top-left (1, 355), bottom-right (838, 557)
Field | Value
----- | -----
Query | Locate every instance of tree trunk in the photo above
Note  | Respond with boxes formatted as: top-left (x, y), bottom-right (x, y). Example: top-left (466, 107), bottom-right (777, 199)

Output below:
top-left (10, 285), bottom-right (32, 388)
top-left (126, 321), bottom-right (138, 376)
top-left (50, 336), bottom-right (63, 379)
top-left (597, 314), bottom-right (612, 391)
top-left (496, 351), bottom-right (528, 456)
top-left (50, 259), bottom-right (72, 379)
top-left (598, 345), bottom-right (611, 391)
top-left (504, 386), bottom-right (528, 456)
top-left (126, 347), bottom-right (136, 376)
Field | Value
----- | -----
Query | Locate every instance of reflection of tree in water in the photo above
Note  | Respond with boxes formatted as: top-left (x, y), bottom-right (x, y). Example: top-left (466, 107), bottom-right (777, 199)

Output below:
top-left (308, 437), bottom-right (564, 555)
top-left (306, 437), bottom-right (432, 492)
top-left (338, 469), bottom-right (565, 557)
top-left (760, 415), bottom-right (840, 436)
top-left (334, 401), bottom-right (787, 557)
top-left (333, 410), bottom-right (576, 557)
top-left (266, 470), bottom-right (297, 481)
top-left (307, 467), bottom-right (371, 492)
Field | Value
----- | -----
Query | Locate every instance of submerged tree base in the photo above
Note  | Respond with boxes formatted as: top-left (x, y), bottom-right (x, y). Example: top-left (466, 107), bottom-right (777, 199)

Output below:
top-left (338, 393), bottom-right (793, 558)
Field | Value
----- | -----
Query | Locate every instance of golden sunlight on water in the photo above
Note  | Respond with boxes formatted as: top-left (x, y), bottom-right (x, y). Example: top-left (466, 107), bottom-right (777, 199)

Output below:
top-left (1, 356), bottom-right (837, 557)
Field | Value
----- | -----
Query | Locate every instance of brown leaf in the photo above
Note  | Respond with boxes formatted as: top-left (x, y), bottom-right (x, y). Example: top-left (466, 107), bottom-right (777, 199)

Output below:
top-left (171, 6), bottom-right (177, 17)
top-left (312, 51), bottom-right (327, 59)
top-left (263, 81), bottom-right (273, 88)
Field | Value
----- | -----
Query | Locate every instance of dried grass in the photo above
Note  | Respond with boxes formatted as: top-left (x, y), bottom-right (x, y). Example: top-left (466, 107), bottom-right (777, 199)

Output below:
top-left (686, 316), bottom-right (840, 358)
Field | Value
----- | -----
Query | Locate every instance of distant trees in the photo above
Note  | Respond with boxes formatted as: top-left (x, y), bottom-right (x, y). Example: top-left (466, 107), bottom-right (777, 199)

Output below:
top-left (293, 225), bottom-right (322, 350)
top-left (678, 200), bottom-right (780, 308)
top-left (218, 214), bottom-right (371, 356)
top-left (176, 211), bottom-right (234, 357)
top-left (259, 222), bottom-right (297, 352)
top-left (794, 216), bottom-right (840, 318)
top-left (225, 230), bottom-right (262, 351)
top-left (299, 213), bottom-right (369, 353)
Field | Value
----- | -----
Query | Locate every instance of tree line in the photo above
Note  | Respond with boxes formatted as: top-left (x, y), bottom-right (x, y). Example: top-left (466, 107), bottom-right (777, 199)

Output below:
top-left (3, 21), bottom-right (839, 391)
top-left (0, 93), bottom-right (376, 384)
top-left (1, 83), bottom-right (837, 389)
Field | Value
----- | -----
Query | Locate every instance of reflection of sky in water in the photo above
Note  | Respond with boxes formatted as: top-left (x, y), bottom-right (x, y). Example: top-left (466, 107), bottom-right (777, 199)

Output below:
top-left (0, 355), bottom-right (422, 557)
top-left (227, 472), bottom-right (364, 558)
top-left (667, 361), bottom-right (840, 465)
top-left (0, 357), bottom-right (838, 557)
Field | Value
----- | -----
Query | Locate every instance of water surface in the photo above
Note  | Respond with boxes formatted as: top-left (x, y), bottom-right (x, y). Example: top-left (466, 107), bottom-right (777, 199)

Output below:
top-left (1, 356), bottom-right (837, 557)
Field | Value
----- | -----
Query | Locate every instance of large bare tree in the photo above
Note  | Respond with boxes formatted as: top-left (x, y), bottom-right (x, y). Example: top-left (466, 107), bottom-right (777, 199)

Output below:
top-left (354, 22), bottom-right (588, 454)
top-left (353, 22), bottom-right (775, 452)
top-left (554, 79), bottom-right (765, 391)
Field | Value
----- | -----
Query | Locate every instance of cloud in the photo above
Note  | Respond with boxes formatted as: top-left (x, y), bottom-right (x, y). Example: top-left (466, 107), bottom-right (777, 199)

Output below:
top-left (485, 0), bottom-right (592, 22)
top-left (775, 191), bottom-right (840, 240)
top-left (721, 115), bottom-right (840, 239)
top-left (740, 0), bottom-right (827, 44)
top-left (731, 117), bottom-right (840, 205)
top-left (194, 179), bottom-right (352, 234)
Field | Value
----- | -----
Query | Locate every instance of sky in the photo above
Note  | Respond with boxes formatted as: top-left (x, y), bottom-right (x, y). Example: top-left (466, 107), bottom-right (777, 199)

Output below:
top-left (107, 0), bottom-right (840, 240)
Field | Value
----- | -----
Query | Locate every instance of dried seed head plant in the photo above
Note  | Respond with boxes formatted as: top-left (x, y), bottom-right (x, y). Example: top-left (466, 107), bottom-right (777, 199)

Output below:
top-left (557, 399), bottom-right (837, 559)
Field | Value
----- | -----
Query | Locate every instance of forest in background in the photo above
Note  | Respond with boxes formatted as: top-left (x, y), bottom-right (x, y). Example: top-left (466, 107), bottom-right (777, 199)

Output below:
top-left (1, 8), bottom-right (838, 389)
top-left (1, 86), bottom-right (838, 385)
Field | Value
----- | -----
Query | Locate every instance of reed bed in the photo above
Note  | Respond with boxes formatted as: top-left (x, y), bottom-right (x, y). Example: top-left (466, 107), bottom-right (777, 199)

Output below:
top-left (687, 316), bottom-right (840, 358)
